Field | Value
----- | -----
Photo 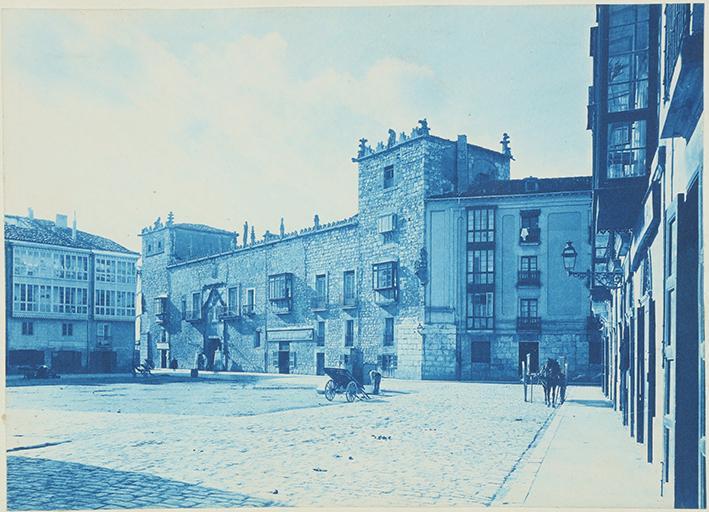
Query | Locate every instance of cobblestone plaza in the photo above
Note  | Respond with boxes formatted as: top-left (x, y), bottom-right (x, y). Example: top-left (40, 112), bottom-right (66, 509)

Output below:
top-left (7, 374), bottom-right (555, 509)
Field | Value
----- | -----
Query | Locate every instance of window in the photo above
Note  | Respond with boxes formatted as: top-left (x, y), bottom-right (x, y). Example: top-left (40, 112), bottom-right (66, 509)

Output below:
top-left (383, 165), bottom-right (394, 189)
top-left (467, 208), bottom-right (495, 243)
top-left (607, 5), bottom-right (650, 112)
top-left (254, 330), bottom-right (261, 348)
top-left (317, 321), bottom-right (325, 346)
top-left (372, 262), bottom-right (398, 291)
top-left (155, 297), bottom-right (165, 315)
top-left (62, 323), bottom-right (73, 336)
top-left (519, 256), bottom-right (540, 285)
top-left (13, 248), bottom-right (88, 281)
top-left (521, 256), bottom-right (538, 271)
top-left (471, 341), bottom-right (491, 363)
top-left (467, 249), bottom-right (494, 285)
top-left (192, 292), bottom-right (201, 316)
top-left (315, 275), bottom-right (327, 300)
top-left (245, 288), bottom-right (256, 314)
top-left (607, 120), bottom-right (647, 178)
top-left (228, 287), bottom-right (238, 314)
top-left (268, 274), bottom-right (292, 301)
top-left (384, 318), bottom-right (394, 346)
top-left (467, 292), bottom-right (494, 330)
top-left (520, 299), bottom-right (539, 318)
top-left (181, 296), bottom-right (187, 320)
top-left (379, 354), bottom-right (398, 371)
top-left (345, 320), bottom-right (354, 347)
top-left (21, 321), bottom-right (33, 335)
top-left (97, 323), bottom-right (111, 339)
top-left (377, 214), bottom-right (398, 234)
top-left (520, 210), bottom-right (541, 243)
top-left (667, 219), bottom-right (675, 276)
top-left (14, 283), bottom-right (38, 312)
top-left (96, 290), bottom-right (134, 317)
top-left (343, 271), bottom-right (356, 303)
top-left (53, 286), bottom-right (89, 315)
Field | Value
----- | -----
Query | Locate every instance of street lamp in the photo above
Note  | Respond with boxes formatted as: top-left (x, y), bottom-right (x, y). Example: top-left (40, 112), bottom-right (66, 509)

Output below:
top-left (561, 240), bottom-right (624, 289)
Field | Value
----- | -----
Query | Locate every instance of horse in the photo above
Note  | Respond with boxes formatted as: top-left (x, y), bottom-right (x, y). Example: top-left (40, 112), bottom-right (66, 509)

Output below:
top-left (539, 358), bottom-right (563, 407)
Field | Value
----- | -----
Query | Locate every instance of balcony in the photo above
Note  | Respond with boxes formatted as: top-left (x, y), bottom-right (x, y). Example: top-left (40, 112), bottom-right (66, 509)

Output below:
top-left (155, 311), bottom-right (166, 324)
top-left (517, 316), bottom-right (541, 332)
top-left (185, 309), bottom-right (201, 322)
top-left (96, 336), bottom-right (112, 348)
top-left (519, 227), bottom-right (540, 244)
top-left (341, 294), bottom-right (358, 309)
top-left (218, 305), bottom-right (240, 319)
top-left (241, 304), bottom-right (255, 316)
top-left (311, 297), bottom-right (328, 312)
top-left (517, 270), bottom-right (541, 286)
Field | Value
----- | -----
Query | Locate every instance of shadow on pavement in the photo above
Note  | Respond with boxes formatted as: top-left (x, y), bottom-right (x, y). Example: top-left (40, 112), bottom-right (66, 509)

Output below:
top-left (565, 398), bottom-right (613, 408)
top-left (7, 456), bottom-right (282, 509)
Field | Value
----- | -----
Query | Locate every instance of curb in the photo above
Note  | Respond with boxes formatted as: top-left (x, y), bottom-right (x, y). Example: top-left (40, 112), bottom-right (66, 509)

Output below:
top-left (491, 401), bottom-right (566, 506)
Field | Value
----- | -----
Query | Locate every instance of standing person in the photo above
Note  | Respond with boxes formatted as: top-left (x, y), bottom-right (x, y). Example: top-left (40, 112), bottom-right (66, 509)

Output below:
top-left (369, 368), bottom-right (382, 395)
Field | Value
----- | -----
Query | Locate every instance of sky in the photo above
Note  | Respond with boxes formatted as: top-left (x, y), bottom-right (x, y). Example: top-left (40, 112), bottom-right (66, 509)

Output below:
top-left (3, 5), bottom-right (595, 253)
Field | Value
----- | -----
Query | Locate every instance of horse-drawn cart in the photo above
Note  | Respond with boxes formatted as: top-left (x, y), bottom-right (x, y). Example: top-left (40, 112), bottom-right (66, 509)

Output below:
top-left (323, 367), bottom-right (370, 402)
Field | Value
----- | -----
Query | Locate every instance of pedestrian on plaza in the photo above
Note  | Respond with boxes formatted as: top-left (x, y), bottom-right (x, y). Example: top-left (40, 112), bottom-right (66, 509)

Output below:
top-left (369, 368), bottom-right (382, 395)
top-left (170, 358), bottom-right (178, 370)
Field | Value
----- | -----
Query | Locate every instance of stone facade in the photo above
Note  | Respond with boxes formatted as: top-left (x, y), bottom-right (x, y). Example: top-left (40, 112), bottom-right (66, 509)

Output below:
top-left (140, 121), bottom-right (595, 381)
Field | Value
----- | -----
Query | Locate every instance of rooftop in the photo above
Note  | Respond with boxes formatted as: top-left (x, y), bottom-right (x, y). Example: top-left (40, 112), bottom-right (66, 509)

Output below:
top-left (429, 176), bottom-right (592, 199)
top-left (4, 214), bottom-right (138, 255)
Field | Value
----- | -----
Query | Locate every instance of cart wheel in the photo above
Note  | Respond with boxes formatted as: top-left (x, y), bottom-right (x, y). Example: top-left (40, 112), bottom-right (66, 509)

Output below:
top-left (324, 380), bottom-right (336, 401)
top-left (345, 381), bottom-right (358, 402)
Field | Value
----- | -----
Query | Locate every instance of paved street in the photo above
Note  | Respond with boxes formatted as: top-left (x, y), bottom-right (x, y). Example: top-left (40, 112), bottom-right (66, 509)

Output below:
top-left (6, 373), bottom-right (554, 508)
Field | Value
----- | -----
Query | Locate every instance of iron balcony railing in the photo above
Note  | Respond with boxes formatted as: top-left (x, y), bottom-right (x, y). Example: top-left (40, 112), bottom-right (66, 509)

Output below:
top-left (517, 270), bottom-right (541, 286)
top-left (217, 305), bottom-right (240, 318)
top-left (241, 304), bottom-right (255, 316)
top-left (517, 316), bottom-right (542, 332)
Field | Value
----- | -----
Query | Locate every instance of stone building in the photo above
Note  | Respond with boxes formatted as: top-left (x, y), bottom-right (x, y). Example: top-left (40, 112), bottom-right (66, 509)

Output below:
top-left (4, 211), bottom-right (139, 373)
top-left (588, 3), bottom-right (704, 507)
top-left (140, 120), bottom-right (594, 382)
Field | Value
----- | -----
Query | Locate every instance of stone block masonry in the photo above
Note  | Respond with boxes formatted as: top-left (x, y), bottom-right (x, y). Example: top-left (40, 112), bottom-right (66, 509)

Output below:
top-left (139, 120), bottom-right (593, 381)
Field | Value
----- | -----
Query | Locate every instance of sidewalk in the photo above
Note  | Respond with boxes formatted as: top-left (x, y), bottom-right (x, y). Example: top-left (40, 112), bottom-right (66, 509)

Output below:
top-left (495, 385), bottom-right (671, 508)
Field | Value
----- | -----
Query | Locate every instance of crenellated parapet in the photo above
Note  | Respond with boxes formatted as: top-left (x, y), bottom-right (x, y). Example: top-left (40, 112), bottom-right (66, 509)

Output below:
top-left (353, 118), bottom-right (431, 161)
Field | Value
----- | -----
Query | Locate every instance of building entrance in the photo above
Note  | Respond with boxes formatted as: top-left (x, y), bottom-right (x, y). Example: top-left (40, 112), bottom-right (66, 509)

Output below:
top-left (518, 342), bottom-right (539, 376)
top-left (278, 351), bottom-right (290, 374)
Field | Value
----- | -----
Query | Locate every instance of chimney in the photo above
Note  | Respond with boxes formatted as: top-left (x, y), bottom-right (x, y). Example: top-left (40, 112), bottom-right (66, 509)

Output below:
top-left (250, 226), bottom-right (256, 245)
top-left (243, 222), bottom-right (249, 248)
top-left (55, 214), bottom-right (68, 228)
top-left (72, 212), bottom-right (77, 240)
top-left (280, 217), bottom-right (285, 238)
top-left (314, 214), bottom-right (320, 229)
top-left (456, 135), bottom-right (468, 192)
top-left (27, 208), bottom-right (34, 220)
